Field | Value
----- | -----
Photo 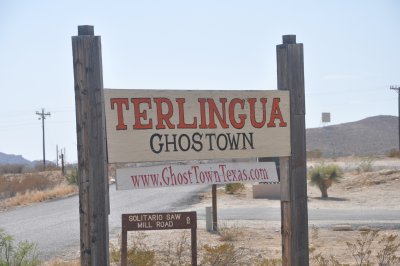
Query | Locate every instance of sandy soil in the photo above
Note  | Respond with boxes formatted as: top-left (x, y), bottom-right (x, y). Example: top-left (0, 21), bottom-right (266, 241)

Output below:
top-left (50, 157), bottom-right (400, 264)
top-left (157, 158), bottom-right (400, 264)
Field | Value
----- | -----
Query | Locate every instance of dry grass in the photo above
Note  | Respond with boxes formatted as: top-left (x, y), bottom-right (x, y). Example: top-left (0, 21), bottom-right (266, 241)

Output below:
top-left (42, 258), bottom-right (80, 266)
top-left (218, 222), bottom-right (243, 242)
top-left (0, 171), bottom-right (64, 200)
top-left (345, 169), bottom-right (400, 188)
top-left (0, 170), bottom-right (78, 210)
top-left (0, 183), bottom-right (77, 209)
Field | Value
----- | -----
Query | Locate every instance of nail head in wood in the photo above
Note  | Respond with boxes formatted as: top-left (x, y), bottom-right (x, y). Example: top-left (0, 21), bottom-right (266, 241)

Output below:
top-left (282, 35), bottom-right (296, 44)
top-left (78, 25), bottom-right (94, 36)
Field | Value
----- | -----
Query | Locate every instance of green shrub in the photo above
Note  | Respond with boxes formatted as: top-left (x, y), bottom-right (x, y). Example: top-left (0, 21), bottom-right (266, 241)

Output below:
top-left (224, 183), bottom-right (245, 194)
top-left (308, 164), bottom-right (343, 198)
top-left (65, 169), bottom-right (78, 185)
top-left (0, 228), bottom-right (40, 266)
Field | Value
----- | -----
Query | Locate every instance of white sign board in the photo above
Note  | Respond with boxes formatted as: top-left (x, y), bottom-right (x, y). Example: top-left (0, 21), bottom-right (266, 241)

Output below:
top-left (116, 162), bottom-right (279, 190)
top-left (104, 89), bottom-right (290, 163)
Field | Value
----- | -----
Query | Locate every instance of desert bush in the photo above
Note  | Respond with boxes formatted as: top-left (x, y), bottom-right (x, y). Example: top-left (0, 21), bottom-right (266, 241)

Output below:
top-left (224, 183), bottom-right (245, 194)
top-left (65, 168), bottom-right (78, 185)
top-left (201, 243), bottom-right (243, 266)
top-left (0, 228), bottom-right (40, 266)
top-left (160, 232), bottom-right (191, 266)
top-left (0, 172), bottom-right (56, 201)
top-left (42, 258), bottom-right (80, 266)
top-left (0, 184), bottom-right (77, 209)
top-left (308, 149), bottom-right (323, 159)
top-left (311, 253), bottom-right (343, 266)
top-left (218, 223), bottom-right (243, 242)
top-left (308, 164), bottom-right (343, 198)
top-left (356, 157), bottom-right (374, 173)
top-left (310, 229), bottom-right (400, 266)
top-left (256, 257), bottom-right (282, 266)
top-left (110, 233), bottom-right (156, 266)
top-left (386, 148), bottom-right (400, 158)
top-left (376, 234), bottom-right (400, 266)
top-left (346, 230), bottom-right (400, 266)
top-left (346, 229), bottom-right (378, 265)
top-left (0, 164), bottom-right (26, 175)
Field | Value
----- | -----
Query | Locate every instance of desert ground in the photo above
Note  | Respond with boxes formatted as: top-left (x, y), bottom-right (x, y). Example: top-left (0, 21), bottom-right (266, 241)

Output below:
top-left (103, 156), bottom-right (400, 265)
top-left (1, 156), bottom-right (400, 265)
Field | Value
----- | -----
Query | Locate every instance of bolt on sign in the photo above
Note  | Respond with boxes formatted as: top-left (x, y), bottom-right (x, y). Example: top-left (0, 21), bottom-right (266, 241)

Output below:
top-left (117, 161), bottom-right (279, 190)
top-left (121, 212), bottom-right (197, 266)
top-left (104, 89), bottom-right (291, 163)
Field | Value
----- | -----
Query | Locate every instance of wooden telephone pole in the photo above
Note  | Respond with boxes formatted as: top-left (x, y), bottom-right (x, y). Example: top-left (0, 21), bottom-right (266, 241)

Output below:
top-left (35, 108), bottom-right (51, 170)
top-left (277, 35), bottom-right (309, 265)
top-left (72, 25), bottom-right (110, 266)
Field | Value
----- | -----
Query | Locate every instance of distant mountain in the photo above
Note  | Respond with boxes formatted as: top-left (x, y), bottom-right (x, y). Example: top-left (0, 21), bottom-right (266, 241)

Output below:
top-left (306, 115), bottom-right (398, 157)
top-left (0, 116), bottom-right (397, 163)
top-left (0, 152), bottom-right (32, 165)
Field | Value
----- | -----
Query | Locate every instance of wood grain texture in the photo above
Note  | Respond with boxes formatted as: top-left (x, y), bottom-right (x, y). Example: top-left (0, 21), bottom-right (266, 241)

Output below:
top-left (104, 89), bottom-right (291, 163)
top-left (121, 229), bottom-right (127, 266)
top-left (212, 184), bottom-right (217, 231)
top-left (72, 26), bottom-right (110, 266)
top-left (277, 35), bottom-right (309, 265)
top-left (279, 157), bottom-right (290, 201)
top-left (281, 201), bottom-right (292, 266)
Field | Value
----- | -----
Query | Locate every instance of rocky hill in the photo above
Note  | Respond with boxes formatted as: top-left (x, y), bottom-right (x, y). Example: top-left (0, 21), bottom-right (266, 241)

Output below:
top-left (0, 152), bottom-right (32, 165)
top-left (306, 115), bottom-right (398, 157)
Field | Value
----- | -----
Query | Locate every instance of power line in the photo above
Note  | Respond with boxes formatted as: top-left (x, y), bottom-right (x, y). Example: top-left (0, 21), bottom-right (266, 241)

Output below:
top-left (35, 108), bottom-right (51, 170)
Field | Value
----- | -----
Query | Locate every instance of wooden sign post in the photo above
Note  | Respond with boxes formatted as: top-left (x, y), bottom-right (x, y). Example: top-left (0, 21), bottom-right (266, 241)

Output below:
top-left (277, 35), bottom-right (309, 265)
top-left (71, 25), bottom-right (308, 265)
top-left (72, 25), bottom-right (110, 266)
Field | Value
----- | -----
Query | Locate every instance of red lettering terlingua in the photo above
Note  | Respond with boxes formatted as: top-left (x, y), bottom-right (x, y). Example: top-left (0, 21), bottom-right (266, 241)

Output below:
top-left (109, 97), bottom-right (287, 130)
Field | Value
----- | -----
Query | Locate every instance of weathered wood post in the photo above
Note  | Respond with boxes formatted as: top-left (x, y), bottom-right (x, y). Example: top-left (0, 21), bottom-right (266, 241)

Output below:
top-left (72, 25), bottom-right (110, 266)
top-left (277, 35), bottom-right (309, 265)
top-left (212, 184), bottom-right (218, 231)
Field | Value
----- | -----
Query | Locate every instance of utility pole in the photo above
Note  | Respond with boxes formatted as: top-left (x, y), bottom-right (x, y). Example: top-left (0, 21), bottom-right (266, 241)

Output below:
top-left (36, 108), bottom-right (51, 170)
top-left (390, 85), bottom-right (400, 151)
top-left (60, 151), bottom-right (65, 176)
top-left (72, 25), bottom-right (110, 265)
top-left (56, 145), bottom-right (59, 168)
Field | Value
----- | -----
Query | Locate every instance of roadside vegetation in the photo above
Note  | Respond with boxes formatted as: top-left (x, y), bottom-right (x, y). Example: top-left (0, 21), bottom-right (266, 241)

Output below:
top-left (224, 183), bottom-right (245, 194)
top-left (308, 163), bottom-right (343, 198)
top-left (356, 157), bottom-right (375, 173)
top-left (387, 148), bottom-right (400, 158)
top-left (310, 228), bottom-right (400, 266)
top-left (0, 164), bottom-right (78, 210)
top-left (108, 226), bottom-right (281, 265)
top-left (0, 228), bottom-right (40, 266)
top-left (2, 156), bottom-right (400, 265)
top-left (106, 225), bottom-right (400, 265)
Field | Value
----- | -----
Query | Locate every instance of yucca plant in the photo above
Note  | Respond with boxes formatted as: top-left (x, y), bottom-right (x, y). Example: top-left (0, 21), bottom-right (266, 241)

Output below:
top-left (308, 164), bottom-right (343, 198)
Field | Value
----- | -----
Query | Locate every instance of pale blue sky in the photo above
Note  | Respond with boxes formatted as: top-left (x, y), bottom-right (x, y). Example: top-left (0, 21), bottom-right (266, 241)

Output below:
top-left (0, 1), bottom-right (399, 163)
